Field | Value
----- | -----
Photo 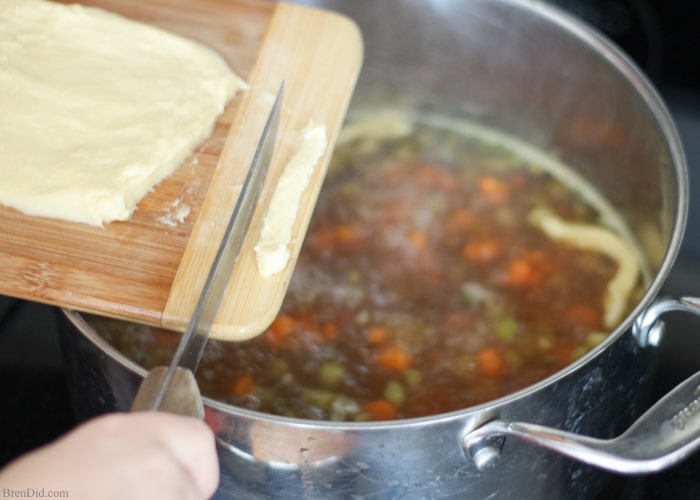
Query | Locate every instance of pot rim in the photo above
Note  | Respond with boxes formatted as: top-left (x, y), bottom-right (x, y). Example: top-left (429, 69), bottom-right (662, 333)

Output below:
top-left (61, 0), bottom-right (688, 430)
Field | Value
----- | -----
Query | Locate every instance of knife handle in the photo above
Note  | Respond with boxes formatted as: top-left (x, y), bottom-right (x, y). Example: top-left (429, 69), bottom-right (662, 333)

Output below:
top-left (131, 366), bottom-right (204, 418)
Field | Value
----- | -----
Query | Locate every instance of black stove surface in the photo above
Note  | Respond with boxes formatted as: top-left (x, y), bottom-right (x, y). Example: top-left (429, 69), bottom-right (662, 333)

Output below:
top-left (1, 1), bottom-right (699, 498)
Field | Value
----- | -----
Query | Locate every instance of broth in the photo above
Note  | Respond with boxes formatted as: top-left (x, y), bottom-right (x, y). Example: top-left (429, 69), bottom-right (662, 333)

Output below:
top-left (90, 114), bottom-right (643, 421)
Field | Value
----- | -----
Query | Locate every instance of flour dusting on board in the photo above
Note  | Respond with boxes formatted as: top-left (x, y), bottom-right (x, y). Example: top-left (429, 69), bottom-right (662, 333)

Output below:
top-left (157, 198), bottom-right (191, 227)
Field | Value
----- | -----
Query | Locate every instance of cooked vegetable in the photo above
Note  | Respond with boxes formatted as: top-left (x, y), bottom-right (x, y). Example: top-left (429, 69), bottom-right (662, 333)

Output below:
top-left (91, 115), bottom-right (644, 421)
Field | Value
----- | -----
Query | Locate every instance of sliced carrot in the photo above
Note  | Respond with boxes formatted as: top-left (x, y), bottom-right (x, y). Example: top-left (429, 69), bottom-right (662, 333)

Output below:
top-left (477, 347), bottom-right (505, 379)
top-left (271, 314), bottom-right (297, 336)
top-left (478, 175), bottom-right (509, 204)
top-left (265, 314), bottom-right (297, 347)
top-left (321, 321), bottom-right (339, 341)
top-left (377, 345), bottom-right (411, 371)
top-left (503, 258), bottom-right (538, 286)
top-left (408, 229), bottom-right (428, 250)
top-left (232, 374), bottom-right (255, 396)
top-left (461, 238), bottom-right (502, 262)
top-left (334, 225), bottom-right (361, 245)
top-left (367, 325), bottom-right (389, 346)
top-left (362, 399), bottom-right (397, 420)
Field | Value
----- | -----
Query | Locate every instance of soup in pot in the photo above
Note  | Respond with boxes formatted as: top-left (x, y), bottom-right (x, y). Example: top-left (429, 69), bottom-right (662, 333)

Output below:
top-left (90, 112), bottom-right (643, 421)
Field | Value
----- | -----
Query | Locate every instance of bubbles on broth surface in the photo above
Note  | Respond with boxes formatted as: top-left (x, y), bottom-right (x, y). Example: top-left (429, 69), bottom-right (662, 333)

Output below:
top-left (90, 113), bottom-right (645, 421)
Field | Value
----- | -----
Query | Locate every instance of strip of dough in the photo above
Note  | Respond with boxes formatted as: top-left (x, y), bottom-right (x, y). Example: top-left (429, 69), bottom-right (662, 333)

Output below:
top-left (528, 207), bottom-right (640, 328)
top-left (0, 0), bottom-right (245, 225)
top-left (254, 123), bottom-right (327, 277)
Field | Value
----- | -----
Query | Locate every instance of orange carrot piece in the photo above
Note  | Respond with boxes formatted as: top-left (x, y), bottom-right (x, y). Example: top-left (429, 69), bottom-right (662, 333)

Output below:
top-left (335, 225), bottom-right (361, 245)
top-left (477, 347), bottom-right (505, 379)
top-left (377, 345), bottom-right (411, 371)
top-left (503, 258), bottom-right (538, 286)
top-left (367, 325), bottom-right (389, 346)
top-left (408, 229), bottom-right (428, 250)
top-left (271, 314), bottom-right (297, 336)
top-left (233, 374), bottom-right (255, 396)
top-left (265, 314), bottom-right (297, 346)
top-left (461, 238), bottom-right (502, 262)
top-left (478, 175), bottom-right (509, 204)
top-left (321, 321), bottom-right (339, 341)
top-left (362, 399), bottom-right (398, 420)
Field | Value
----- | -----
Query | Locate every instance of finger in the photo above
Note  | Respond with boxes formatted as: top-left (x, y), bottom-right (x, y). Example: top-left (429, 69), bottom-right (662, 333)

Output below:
top-left (143, 413), bottom-right (220, 498)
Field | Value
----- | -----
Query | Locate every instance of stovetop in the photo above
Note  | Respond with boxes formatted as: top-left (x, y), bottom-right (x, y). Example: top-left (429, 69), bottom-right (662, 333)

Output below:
top-left (1, 1), bottom-right (699, 498)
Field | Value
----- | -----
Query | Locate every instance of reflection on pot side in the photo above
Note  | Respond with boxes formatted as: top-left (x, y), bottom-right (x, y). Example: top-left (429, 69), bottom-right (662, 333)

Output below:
top-left (670, 385), bottom-right (700, 431)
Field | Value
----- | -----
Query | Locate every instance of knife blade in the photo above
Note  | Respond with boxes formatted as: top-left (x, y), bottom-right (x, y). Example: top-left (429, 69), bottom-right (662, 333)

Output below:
top-left (131, 83), bottom-right (284, 417)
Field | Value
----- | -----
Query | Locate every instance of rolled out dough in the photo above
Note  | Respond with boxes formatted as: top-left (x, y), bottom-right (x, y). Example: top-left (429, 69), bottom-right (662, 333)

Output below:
top-left (0, 0), bottom-right (245, 225)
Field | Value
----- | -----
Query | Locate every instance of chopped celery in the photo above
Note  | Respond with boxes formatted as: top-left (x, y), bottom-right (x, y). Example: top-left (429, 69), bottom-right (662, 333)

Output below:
top-left (384, 380), bottom-right (405, 407)
top-left (301, 388), bottom-right (335, 409)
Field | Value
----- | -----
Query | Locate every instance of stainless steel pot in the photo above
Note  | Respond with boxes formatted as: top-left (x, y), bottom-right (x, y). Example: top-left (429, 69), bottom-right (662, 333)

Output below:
top-left (59, 0), bottom-right (697, 498)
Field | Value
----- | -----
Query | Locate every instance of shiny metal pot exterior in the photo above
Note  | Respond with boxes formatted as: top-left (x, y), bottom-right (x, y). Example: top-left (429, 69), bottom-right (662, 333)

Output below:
top-left (60, 312), bottom-right (652, 499)
top-left (59, 0), bottom-right (687, 498)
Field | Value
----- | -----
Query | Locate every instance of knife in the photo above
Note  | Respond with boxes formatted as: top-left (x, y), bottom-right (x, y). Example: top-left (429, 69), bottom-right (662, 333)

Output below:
top-left (131, 83), bottom-right (284, 417)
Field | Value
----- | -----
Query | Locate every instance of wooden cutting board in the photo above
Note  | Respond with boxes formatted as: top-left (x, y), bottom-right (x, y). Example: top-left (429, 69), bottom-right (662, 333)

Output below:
top-left (0, 0), bottom-right (363, 340)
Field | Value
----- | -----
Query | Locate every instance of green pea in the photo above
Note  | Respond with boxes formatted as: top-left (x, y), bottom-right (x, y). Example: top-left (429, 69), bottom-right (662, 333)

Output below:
top-left (403, 369), bottom-right (422, 389)
top-left (496, 317), bottom-right (518, 342)
top-left (320, 361), bottom-right (345, 388)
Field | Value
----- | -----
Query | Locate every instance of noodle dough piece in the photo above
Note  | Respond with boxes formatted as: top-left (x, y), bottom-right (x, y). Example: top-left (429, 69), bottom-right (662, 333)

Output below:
top-left (254, 123), bottom-right (327, 277)
top-left (528, 208), bottom-right (639, 329)
top-left (0, 0), bottom-right (245, 225)
top-left (336, 110), bottom-right (414, 146)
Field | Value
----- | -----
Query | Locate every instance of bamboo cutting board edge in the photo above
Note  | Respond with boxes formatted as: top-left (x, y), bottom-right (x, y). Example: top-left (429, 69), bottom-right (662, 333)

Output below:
top-left (161, 2), bottom-right (364, 339)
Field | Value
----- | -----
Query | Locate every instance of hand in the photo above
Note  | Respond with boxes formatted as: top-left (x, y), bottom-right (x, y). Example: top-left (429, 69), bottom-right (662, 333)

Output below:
top-left (0, 412), bottom-right (219, 500)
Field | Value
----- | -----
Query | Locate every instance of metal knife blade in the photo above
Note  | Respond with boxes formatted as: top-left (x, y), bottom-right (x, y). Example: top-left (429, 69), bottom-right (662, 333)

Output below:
top-left (131, 83), bottom-right (284, 416)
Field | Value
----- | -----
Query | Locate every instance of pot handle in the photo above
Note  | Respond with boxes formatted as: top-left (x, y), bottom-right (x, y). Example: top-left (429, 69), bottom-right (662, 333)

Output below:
top-left (463, 295), bottom-right (700, 475)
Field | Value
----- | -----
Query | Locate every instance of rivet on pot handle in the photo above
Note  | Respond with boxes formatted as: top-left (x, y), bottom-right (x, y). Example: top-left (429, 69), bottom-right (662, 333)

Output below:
top-left (464, 296), bottom-right (700, 474)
